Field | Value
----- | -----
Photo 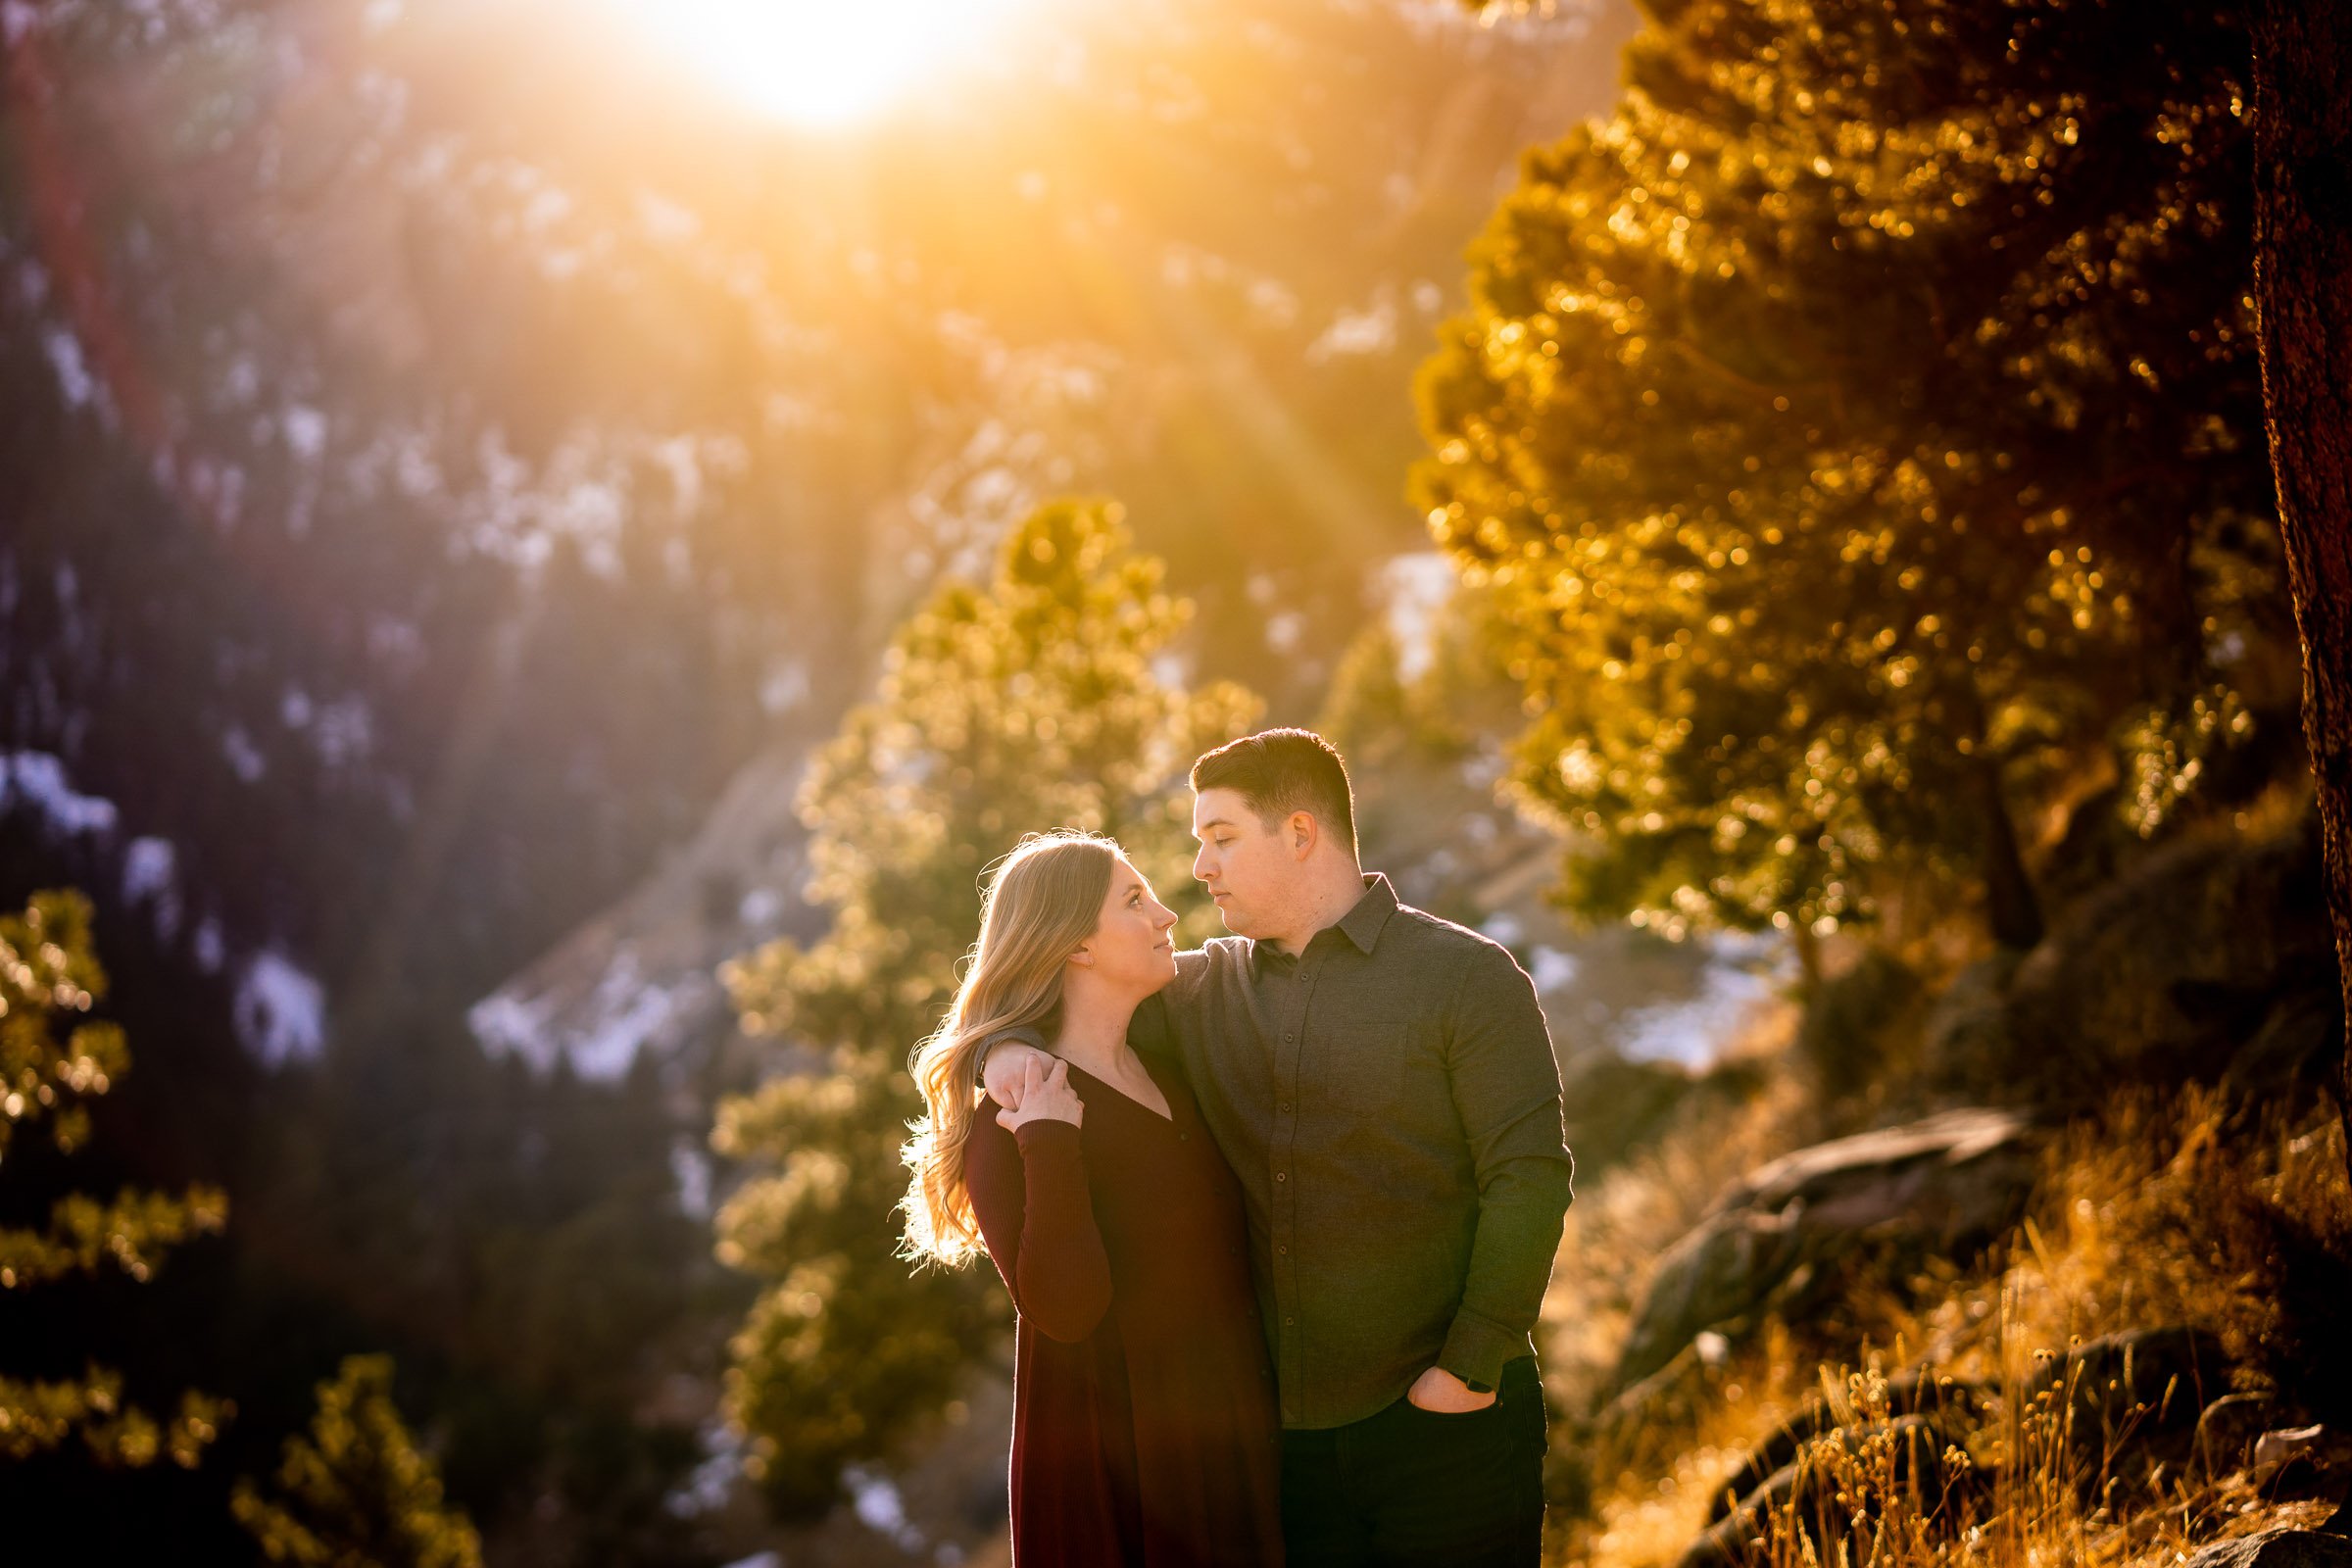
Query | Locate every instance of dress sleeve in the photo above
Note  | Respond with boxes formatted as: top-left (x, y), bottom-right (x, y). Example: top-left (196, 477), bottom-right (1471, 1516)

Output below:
top-left (965, 1107), bottom-right (1114, 1344)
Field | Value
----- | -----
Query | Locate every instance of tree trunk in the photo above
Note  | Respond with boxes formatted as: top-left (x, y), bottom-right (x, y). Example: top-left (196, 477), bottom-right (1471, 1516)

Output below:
top-left (1974, 753), bottom-right (2045, 952)
top-left (2248, 0), bottom-right (2352, 1184)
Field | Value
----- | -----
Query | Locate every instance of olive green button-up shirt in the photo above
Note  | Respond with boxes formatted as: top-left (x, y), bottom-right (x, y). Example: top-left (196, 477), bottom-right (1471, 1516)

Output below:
top-left (1128, 872), bottom-right (1575, 1431)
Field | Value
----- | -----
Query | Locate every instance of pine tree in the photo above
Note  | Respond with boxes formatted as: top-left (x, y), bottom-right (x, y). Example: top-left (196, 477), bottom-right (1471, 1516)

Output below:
top-left (1416, 0), bottom-right (2294, 949)
top-left (2244, 0), bottom-right (2352, 1181)
top-left (712, 498), bottom-right (1260, 1515)
top-left (230, 1353), bottom-right (483, 1568)
top-left (0, 889), bottom-right (231, 1467)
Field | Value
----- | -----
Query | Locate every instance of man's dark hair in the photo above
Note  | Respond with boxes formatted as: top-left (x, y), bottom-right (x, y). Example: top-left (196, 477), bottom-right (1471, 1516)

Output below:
top-left (1191, 728), bottom-right (1358, 859)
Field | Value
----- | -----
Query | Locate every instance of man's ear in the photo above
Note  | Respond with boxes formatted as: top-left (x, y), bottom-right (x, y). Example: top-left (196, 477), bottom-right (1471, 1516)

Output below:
top-left (1287, 809), bottom-right (1319, 860)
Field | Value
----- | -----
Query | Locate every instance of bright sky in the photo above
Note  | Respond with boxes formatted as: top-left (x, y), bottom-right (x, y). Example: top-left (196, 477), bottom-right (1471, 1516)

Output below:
top-left (594, 0), bottom-right (1036, 128)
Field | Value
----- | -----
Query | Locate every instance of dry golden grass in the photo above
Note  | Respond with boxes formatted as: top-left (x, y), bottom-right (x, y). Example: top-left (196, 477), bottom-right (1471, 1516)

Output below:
top-left (1542, 1075), bottom-right (2352, 1568)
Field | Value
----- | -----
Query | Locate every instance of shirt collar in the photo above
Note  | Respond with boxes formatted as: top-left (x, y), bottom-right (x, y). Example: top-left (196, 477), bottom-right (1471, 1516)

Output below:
top-left (1247, 872), bottom-right (1398, 977)
top-left (1337, 872), bottom-right (1399, 953)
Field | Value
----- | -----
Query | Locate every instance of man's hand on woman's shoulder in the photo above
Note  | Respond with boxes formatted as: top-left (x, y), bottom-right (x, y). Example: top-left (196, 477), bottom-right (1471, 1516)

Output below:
top-left (994, 1052), bottom-right (1083, 1133)
top-left (981, 1038), bottom-right (1057, 1110)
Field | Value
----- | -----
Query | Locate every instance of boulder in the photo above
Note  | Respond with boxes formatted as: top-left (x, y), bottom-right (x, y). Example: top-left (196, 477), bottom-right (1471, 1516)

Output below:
top-left (1994, 819), bottom-right (2338, 1108)
top-left (2197, 1392), bottom-right (2281, 1477)
top-left (1794, 947), bottom-right (1922, 1100)
top-left (2184, 1530), bottom-right (2352, 1568)
top-left (1614, 1107), bottom-right (2042, 1390)
top-left (2023, 1325), bottom-right (2232, 1428)
top-left (2253, 1425), bottom-right (2352, 1499)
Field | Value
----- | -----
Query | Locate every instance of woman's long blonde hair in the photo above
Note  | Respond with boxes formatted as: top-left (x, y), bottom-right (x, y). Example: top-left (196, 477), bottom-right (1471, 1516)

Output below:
top-left (901, 830), bottom-right (1120, 1266)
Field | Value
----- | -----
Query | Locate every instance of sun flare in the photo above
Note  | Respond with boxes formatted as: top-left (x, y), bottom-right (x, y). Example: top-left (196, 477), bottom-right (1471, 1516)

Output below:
top-left (598, 0), bottom-right (1033, 128)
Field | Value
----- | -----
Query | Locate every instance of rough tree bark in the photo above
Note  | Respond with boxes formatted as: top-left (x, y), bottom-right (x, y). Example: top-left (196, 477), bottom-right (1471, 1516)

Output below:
top-left (2247, 0), bottom-right (2352, 1183)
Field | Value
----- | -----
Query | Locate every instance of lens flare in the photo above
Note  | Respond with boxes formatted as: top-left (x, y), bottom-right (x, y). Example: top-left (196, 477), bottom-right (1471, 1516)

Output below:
top-left (596, 0), bottom-right (1031, 127)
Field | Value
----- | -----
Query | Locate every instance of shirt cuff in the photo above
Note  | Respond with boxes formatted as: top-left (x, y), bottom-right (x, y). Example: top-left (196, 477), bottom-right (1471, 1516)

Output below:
top-left (1438, 1308), bottom-right (1532, 1393)
top-left (1011, 1119), bottom-right (1083, 1155)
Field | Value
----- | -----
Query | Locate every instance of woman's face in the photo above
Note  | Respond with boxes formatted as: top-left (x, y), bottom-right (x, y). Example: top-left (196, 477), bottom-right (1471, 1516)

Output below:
top-left (1080, 856), bottom-right (1179, 993)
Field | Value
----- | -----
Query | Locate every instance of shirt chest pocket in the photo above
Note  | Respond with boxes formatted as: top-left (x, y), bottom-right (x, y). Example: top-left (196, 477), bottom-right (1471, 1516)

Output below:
top-left (1315, 1019), bottom-right (1418, 1115)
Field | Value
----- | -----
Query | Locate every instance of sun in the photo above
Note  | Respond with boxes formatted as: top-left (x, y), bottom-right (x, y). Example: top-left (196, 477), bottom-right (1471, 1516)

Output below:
top-left (597, 0), bottom-right (1034, 128)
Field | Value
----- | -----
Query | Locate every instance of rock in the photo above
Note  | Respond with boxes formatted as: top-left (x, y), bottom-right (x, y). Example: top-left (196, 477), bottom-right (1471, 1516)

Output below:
top-left (2253, 1425), bottom-right (2352, 1498)
top-left (1555, 1050), bottom-right (1710, 1183)
top-left (1917, 950), bottom-right (2020, 1096)
top-left (2197, 1392), bottom-right (2279, 1477)
top-left (2184, 1528), bottom-right (2352, 1568)
top-left (1614, 1107), bottom-right (2042, 1390)
top-left (2024, 1325), bottom-right (2232, 1430)
top-left (1795, 947), bottom-right (1922, 1099)
top-left (1995, 819), bottom-right (2337, 1108)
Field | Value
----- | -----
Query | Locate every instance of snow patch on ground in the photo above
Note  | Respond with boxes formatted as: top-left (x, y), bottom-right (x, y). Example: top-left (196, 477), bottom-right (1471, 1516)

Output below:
top-left (669, 1419), bottom-right (749, 1521)
top-left (671, 1139), bottom-right (714, 1220)
top-left (192, 915), bottom-right (227, 974)
top-left (470, 943), bottom-right (708, 1080)
top-left (1527, 945), bottom-right (1581, 996)
top-left (844, 1464), bottom-right (927, 1554)
top-left (43, 326), bottom-right (96, 410)
top-left (121, 836), bottom-right (182, 940)
top-left (1378, 552), bottom-right (1456, 682)
top-left (221, 726), bottom-right (268, 783)
top-left (235, 950), bottom-right (326, 1065)
top-left (1611, 930), bottom-right (1793, 1066)
top-left (1308, 290), bottom-right (1397, 362)
top-left (0, 751), bottom-right (120, 836)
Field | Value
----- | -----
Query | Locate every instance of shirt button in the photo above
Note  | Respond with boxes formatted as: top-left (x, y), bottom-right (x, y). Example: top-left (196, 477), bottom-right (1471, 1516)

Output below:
top-left (1279, 1102), bottom-right (1293, 1113)
top-left (1275, 1171), bottom-right (1287, 1182)
top-left (1283, 1032), bottom-right (1295, 1042)
top-left (1278, 1245), bottom-right (1288, 1255)
top-left (1284, 1317), bottom-right (1295, 1326)
top-left (1179, 1132), bottom-right (1189, 1141)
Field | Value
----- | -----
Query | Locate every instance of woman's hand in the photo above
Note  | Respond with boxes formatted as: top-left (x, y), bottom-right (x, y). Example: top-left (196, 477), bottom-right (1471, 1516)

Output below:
top-left (997, 1054), bottom-right (1084, 1133)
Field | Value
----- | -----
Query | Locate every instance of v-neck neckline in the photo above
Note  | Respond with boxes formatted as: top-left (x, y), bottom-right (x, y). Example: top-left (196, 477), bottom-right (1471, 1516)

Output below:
top-left (1064, 1056), bottom-right (1176, 1125)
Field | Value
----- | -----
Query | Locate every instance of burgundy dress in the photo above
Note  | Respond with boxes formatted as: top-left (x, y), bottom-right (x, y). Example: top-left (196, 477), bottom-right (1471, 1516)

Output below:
top-left (964, 1048), bottom-right (1284, 1568)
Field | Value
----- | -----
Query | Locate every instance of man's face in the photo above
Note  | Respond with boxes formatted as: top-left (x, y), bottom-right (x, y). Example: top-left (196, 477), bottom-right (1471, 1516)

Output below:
top-left (1191, 786), bottom-right (1298, 940)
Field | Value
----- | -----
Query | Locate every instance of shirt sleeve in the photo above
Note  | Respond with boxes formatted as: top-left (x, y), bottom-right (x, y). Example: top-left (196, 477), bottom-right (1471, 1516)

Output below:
top-left (1435, 939), bottom-right (1577, 1390)
top-left (964, 1109), bottom-right (1114, 1344)
top-left (1126, 989), bottom-right (1179, 1073)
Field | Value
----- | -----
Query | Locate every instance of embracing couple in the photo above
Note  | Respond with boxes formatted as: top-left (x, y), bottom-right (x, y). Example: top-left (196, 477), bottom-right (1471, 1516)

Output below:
top-left (900, 728), bottom-right (1577, 1567)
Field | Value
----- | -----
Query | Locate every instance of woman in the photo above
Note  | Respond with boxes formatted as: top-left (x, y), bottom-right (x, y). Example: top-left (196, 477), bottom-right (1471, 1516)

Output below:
top-left (901, 830), bottom-right (1283, 1568)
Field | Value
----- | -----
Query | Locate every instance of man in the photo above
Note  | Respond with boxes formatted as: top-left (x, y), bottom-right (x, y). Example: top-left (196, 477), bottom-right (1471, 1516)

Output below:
top-left (983, 728), bottom-right (1575, 1565)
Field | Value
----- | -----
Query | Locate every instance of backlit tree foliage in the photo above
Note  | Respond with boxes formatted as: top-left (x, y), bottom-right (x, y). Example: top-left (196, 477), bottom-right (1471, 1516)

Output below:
top-left (712, 498), bottom-right (1260, 1513)
top-left (1416, 0), bottom-right (2295, 948)
top-left (231, 1353), bottom-right (483, 1568)
top-left (0, 889), bottom-right (230, 1466)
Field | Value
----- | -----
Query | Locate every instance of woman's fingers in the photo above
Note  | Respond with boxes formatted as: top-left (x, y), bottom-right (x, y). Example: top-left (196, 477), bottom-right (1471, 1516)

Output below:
top-left (996, 1105), bottom-right (1018, 1131)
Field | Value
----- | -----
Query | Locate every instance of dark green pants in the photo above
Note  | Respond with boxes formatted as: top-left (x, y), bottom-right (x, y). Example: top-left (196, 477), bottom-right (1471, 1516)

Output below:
top-left (1278, 1355), bottom-right (1546, 1567)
